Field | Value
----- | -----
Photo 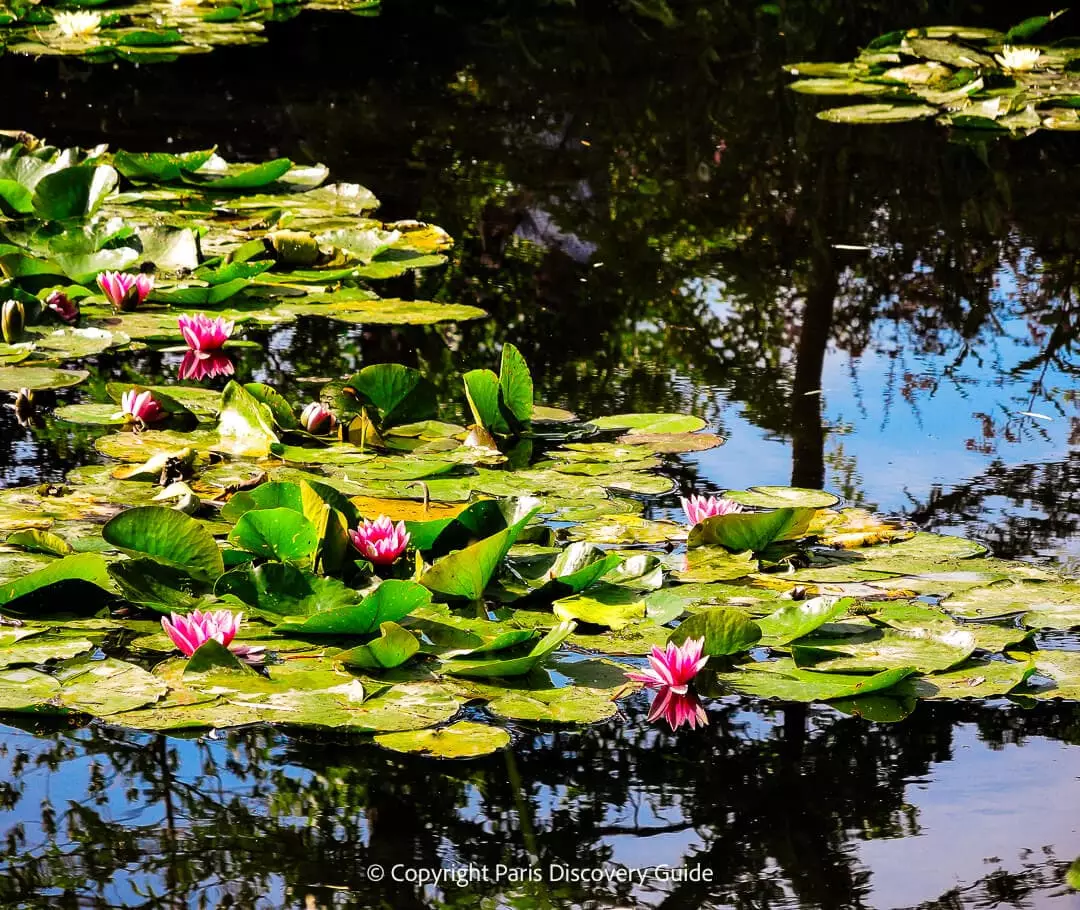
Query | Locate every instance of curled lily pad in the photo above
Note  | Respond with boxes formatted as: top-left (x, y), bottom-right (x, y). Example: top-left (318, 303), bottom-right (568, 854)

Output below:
top-left (103, 507), bottom-right (224, 581)
top-left (689, 508), bottom-right (815, 552)
top-left (441, 622), bottom-right (575, 678)
top-left (719, 660), bottom-right (916, 702)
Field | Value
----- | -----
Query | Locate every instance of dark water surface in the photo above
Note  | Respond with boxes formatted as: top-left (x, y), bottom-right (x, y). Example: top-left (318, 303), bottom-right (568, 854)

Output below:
top-left (2, 1), bottom-right (1080, 906)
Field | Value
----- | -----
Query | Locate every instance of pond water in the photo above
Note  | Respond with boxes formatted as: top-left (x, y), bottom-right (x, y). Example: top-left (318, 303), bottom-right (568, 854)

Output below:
top-left (1, 1), bottom-right (1080, 907)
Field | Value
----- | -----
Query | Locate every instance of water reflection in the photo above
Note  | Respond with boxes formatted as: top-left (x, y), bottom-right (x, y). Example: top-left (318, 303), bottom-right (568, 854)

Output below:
top-left (1, 1), bottom-right (1080, 558)
top-left (1, 697), bottom-right (1078, 908)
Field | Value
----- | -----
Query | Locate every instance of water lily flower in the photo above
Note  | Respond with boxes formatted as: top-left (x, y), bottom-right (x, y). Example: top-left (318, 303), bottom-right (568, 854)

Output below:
top-left (45, 290), bottom-right (79, 325)
top-left (118, 389), bottom-right (165, 426)
top-left (994, 45), bottom-right (1042, 72)
top-left (1, 300), bottom-right (25, 344)
top-left (681, 494), bottom-right (744, 527)
top-left (626, 637), bottom-right (709, 730)
top-left (97, 271), bottom-right (153, 311)
top-left (178, 313), bottom-right (234, 356)
top-left (159, 609), bottom-right (264, 664)
top-left (349, 515), bottom-right (410, 565)
top-left (178, 351), bottom-right (234, 382)
top-left (53, 10), bottom-right (101, 36)
top-left (300, 402), bottom-right (337, 435)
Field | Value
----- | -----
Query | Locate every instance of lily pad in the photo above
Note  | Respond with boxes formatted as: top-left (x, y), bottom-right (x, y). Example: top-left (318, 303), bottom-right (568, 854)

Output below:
top-left (374, 720), bottom-right (510, 758)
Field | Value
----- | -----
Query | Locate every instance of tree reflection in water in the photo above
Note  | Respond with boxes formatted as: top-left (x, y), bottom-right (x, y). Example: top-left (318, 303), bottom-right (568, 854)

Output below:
top-left (1, 696), bottom-right (1078, 908)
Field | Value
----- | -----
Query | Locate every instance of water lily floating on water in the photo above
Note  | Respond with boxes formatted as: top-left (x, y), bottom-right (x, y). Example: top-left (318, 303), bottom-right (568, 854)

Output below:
top-left (994, 45), bottom-right (1043, 72)
top-left (117, 389), bottom-right (165, 426)
top-left (681, 493), bottom-right (744, 526)
top-left (301, 402), bottom-right (337, 435)
top-left (45, 290), bottom-right (79, 325)
top-left (52, 10), bottom-right (101, 36)
top-left (98, 271), bottom-right (153, 312)
top-left (161, 609), bottom-right (264, 663)
top-left (626, 637), bottom-right (709, 730)
top-left (179, 351), bottom-right (234, 382)
top-left (349, 515), bottom-right (410, 566)
top-left (178, 314), bottom-right (234, 356)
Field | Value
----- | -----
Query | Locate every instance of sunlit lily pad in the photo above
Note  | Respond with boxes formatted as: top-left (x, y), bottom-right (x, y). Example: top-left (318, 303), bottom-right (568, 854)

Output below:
top-left (374, 720), bottom-right (510, 758)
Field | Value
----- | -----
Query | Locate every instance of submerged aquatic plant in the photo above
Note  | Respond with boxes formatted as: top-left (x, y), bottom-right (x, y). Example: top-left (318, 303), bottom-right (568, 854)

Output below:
top-left (52, 10), bottom-right (101, 37)
top-left (45, 291), bottom-right (79, 325)
top-left (681, 494), bottom-right (743, 526)
top-left (626, 638), bottom-right (709, 730)
top-left (179, 351), bottom-right (234, 382)
top-left (349, 515), bottom-right (410, 565)
top-left (98, 272), bottom-right (153, 312)
top-left (300, 402), bottom-right (337, 435)
top-left (179, 314), bottom-right (234, 355)
top-left (117, 389), bottom-right (165, 426)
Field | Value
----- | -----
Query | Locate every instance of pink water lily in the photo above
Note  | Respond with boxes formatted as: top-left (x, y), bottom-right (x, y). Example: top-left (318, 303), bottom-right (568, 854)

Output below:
top-left (119, 389), bottom-right (165, 425)
top-left (179, 351), bottom-right (234, 382)
top-left (681, 494), bottom-right (744, 527)
top-left (161, 609), bottom-right (242, 656)
top-left (626, 637), bottom-right (709, 730)
top-left (300, 402), bottom-right (336, 435)
top-left (349, 515), bottom-right (410, 566)
top-left (178, 313), bottom-right (234, 355)
top-left (97, 271), bottom-right (153, 311)
top-left (650, 689), bottom-right (709, 730)
top-left (45, 290), bottom-right (79, 324)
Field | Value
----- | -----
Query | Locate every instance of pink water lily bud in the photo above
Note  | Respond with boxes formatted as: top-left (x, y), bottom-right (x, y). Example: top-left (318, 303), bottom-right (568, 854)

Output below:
top-left (300, 401), bottom-right (337, 435)
top-left (626, 637), bottom-right (710, 731)
top-left (349, 515), bottom-right (410, 566)
top-left (45, 290), bottom-right (79, 325)
top-left (178, 313), bottom-right (234, 355)
top-left (119, 389), bottom-right (165, 425)
top-left (681, 494), bottom-right (744, 527)
top-left (97, 271), bottom-right (154, 311)
top-left (161, 609), bottom-right (243, 657)
top-left (179, 351), bottom-right (234, 382)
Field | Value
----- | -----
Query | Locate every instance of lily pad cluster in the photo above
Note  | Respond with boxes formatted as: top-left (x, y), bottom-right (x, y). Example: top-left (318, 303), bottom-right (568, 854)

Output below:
top-left (1, 342), bottom-right (1079, 757)
top-left (0, 131), bottom-right (480, 394)
top-left (785, 11), bottom-right (1080, 134)
top-left (0, 0), bottom-right (380, 63)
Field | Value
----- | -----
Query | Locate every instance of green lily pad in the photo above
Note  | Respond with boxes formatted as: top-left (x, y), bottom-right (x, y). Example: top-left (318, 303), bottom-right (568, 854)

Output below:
top-left (103, 506), bottom-right (224, 581)
top-left (552, 585), bottom-right (647, 629)
top-left (725, 486), bottom-right (840, 509)
top-left (228, 508), bottom-right (319, 565)
top-left (374, 720), bottom-right (510, 758)
top-left (895, 659), bottom-right (1035, 700)
top-left (757, 596), bottom-right (852, 646)
top-left (56, 655), bottom-right (168, 715)
top-left (792, 625), bottom-right (977, 673)
top-left (441, 622), bottom-right (575, 678)
top-left (274, 579), bottom-right (432, 636)
top-left (589, 413), bottom-right (707, 434)
top-left (335, 621), bottom-right (420, 670)
top-left (668, 607), bottom-right (762, 656)
top-left (689, 507), bottom-right (815, 552)
top-left (0, 553), bottom-right (115, 613)
top-left (0, 366), bottom-right (89, 391)
top-left (0, 667), bottom-right (62, 711)
top-left (720, 659), bottom-right (916, 702)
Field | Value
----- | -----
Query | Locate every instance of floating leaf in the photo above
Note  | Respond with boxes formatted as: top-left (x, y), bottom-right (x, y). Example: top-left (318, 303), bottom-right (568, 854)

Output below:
top-left (374, 721), bottom-right (510, 758)
top-left (103, 507), bottom-right (224, 581)
top-left (669, 607), bottom-right (762, 656)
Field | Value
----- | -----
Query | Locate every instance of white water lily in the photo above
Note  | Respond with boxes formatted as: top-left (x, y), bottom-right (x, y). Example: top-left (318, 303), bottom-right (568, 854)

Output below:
top-left (994, 45), bottom-right (1042, 72)
top-left (52, 10), bottom-right (102, 37)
